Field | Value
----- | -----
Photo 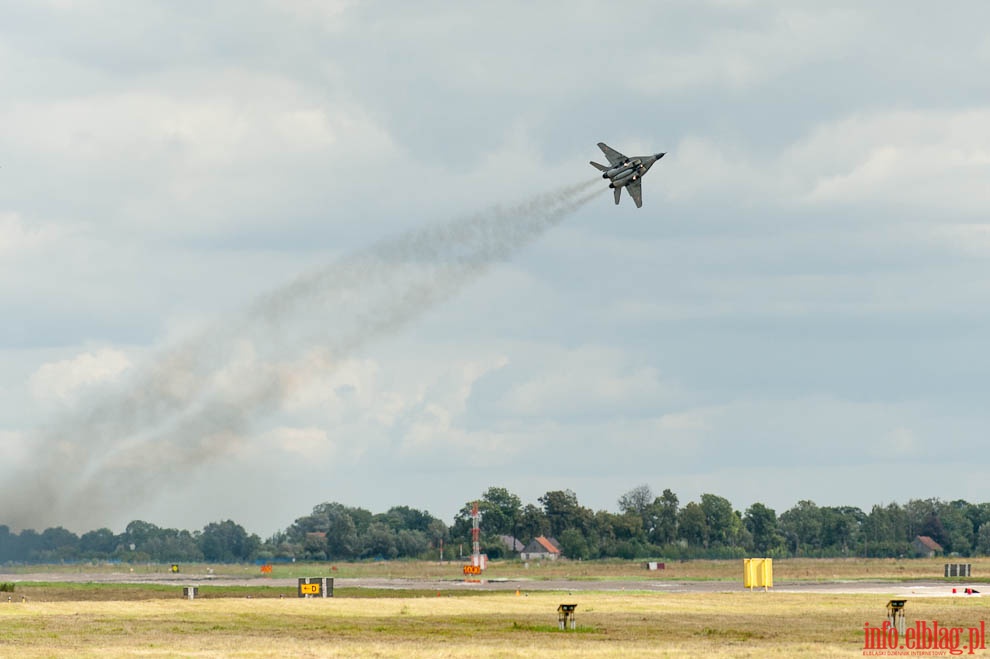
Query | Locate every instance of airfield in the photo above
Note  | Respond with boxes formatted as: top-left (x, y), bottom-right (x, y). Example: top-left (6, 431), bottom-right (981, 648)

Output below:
top-left (5, 569), bottom-right (978, 598)
top-left (2, 559), bottom-right (987, 657)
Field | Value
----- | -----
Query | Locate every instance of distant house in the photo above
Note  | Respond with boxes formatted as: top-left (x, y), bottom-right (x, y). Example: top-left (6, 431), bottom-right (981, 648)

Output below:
top-left (520, 535), bottom-right (562, 561)
top-left (912, 535), bottom-right (943, 557)
top-left (498, 535), bottom-right (524, 555)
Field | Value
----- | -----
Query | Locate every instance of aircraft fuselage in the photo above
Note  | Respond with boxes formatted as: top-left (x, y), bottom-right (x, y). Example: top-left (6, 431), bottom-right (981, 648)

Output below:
top-left (603, 160), bottom-right (641, 179)
top-left (589, 142), bottom-right (665, 208)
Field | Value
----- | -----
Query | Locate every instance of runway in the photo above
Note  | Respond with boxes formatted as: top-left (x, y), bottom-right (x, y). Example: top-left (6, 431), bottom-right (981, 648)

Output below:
top-left (4, 571), bottom-right (982, 598)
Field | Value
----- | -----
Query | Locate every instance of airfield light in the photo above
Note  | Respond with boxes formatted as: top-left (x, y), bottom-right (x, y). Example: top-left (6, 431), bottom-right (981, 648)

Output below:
top-left (557, 604), bottom-right (578, 630)
top-left (886, 599), bottom-right (907, 635)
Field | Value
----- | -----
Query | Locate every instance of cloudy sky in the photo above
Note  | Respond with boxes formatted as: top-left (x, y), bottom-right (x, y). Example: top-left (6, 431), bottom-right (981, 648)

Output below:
top-left (3, 1), bottom-right (990, 536)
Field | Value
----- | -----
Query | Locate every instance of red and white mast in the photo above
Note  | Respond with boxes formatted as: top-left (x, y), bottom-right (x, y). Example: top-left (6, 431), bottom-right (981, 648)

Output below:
top-left (471, 501), bottom-right (481, 568)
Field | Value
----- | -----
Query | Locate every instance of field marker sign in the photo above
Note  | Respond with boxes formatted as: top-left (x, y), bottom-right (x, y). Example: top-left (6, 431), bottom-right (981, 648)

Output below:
top-left (297, 577), bottom-right (334, 598)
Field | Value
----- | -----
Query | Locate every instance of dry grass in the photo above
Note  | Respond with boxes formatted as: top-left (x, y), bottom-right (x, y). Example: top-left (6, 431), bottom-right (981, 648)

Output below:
top-left (3, 559), bottom-right (986, 656)
top-left (0, 589), bottom-right (986, 657)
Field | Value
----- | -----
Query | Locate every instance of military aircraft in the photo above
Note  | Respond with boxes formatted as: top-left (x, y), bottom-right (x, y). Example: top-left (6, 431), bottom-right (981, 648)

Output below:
top-left (590, 142), bottom-right (665, 208)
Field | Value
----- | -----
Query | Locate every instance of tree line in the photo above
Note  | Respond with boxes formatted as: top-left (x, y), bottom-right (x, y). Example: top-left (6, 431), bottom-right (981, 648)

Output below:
top-left (453, 487), bottom-right (990, 560)
top-left (2, 486), bottom-right (990, 564)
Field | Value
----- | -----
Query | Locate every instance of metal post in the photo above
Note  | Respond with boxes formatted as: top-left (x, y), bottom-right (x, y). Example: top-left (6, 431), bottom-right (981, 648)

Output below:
top-left (886, 600), bottom-right (906, 636)
top-left (557, 604), bottom-right (577, 631)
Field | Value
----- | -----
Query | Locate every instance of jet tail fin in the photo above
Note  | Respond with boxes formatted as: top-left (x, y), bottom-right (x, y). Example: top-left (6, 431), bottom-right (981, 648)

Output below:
top-left (590, 161), bottom-right (608, 172)
top-left (613, 187), bottom-right (621, 205)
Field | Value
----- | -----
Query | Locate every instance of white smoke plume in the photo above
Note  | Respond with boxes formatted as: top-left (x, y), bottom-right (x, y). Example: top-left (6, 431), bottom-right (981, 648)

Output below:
top-left (2, 180), bottom-right (602, 530)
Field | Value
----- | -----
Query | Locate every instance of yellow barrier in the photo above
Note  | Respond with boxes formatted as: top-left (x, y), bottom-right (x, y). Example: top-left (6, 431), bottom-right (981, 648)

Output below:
top-left (743, 558), bottom-right (773, 590)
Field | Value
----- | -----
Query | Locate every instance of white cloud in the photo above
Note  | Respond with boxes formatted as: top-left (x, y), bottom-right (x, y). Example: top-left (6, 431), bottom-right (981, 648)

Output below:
top-left (276, 349), bottom-right (513, 462)
top-left (4, 0), bottom-right (990, 531)
top-left (797, 110), bottom-right (990, 211)
top-left (0, 77), bottom-right (400, 240)
top-left (932, 223), bottom-right (990, 256)
top-left (499, 345), bottom-right (680, 417)
top-left (878, 427), bottom-right (920, 458)
top-left (269, 0), bottom-right (354, 30)
top-left (28, 349), bottom-right (132, 405)
top-left (655, 410), bottom-right (710, 432)
top-left (664, 108), bottom-right (990, 214)
top-left (1, 83), bottom-right (394, 168)
top-left (631, 8), bottom-right (864, 93)
top-left (274, 109), bottom-right (336, 150)
top-left (0, 431), bottom-right (28, 466)
top-left (639, 396), bottom-right (963, 470)
top-left (268, 426), bottom-right (333, 460)
top-left (282, 355), bottom-right (408, 427)
top-left (661, 137), bottom-right (770, 203)
top-left (0, 213), bottom-right (60, 254)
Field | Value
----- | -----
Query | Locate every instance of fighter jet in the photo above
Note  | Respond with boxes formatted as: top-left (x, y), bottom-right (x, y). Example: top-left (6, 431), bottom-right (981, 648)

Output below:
top-left (590, 142), bottom-right (665, 208)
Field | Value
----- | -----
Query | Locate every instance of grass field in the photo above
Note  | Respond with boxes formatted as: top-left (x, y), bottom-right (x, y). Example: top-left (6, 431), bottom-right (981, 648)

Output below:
top-left (1, 560), bottom-right (987, 657)
top-left (0, 588), bottom-right (987, 657)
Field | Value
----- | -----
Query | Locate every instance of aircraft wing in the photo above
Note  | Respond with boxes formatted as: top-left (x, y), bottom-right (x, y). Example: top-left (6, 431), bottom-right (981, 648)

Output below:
top-left (597, 142), bottom-right (627, 167)
top-left (627, 179), bottom-right (643, 208)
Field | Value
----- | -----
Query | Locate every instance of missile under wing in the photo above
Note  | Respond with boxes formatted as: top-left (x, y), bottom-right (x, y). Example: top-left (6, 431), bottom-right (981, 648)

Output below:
top-left (589, 142), bottom-right (665, 208)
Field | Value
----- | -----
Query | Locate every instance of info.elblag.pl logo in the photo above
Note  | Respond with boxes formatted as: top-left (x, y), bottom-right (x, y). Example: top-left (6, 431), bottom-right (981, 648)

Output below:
top-left (863, 620), bottom-right (986, 655)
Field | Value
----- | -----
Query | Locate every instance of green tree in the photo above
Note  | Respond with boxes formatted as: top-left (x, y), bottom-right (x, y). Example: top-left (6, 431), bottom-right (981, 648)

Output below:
top-left (199, 520), bottom-right (259, 562)
top-left (937, 501), bottom-right (974, 555)
top-left (919, 512), bottom-right (947, 549)
top-left (589, 510), bottom-right (617, 558)
top-left (517, 504), bottom-right (549, 542)
top-left (146, 529), bottom-right (203, 562)
top-left (79, 528), bottom-right (118, 558)
top-left (287, 502), bottom-right (364, 559)
top-left (378, 506), bottom-right (436, 533)
top-left (618, 485), bottom-right (653, 515)
top-left (700, 494), bottom-right (738, 547)
top-left (558, 528), bottom-right (591, 560)
top-left (612, 511), bottom-right (647, 544)
top-left (361, 523), bottom-right (398, 559)
top-left (744, 503), bottom-right (782, 555)
top-left (395, 529), bottom-right (430, 557)
top-left (677, 502), bottom-right (707, 547)
top-left (779, 500), bottom-right (822, 556)
top-left (965, 503), bottom-right (990, 545)
top-left (0, 526), bottom-right (13, 563)
top-left (38, 527), bottom-right (80, 562)
top-left (451, 502), bottom-right (481, 546)
top-left (976, 523), bottom-right (990, 555)
top-left (122, 520), bottom-right (162, 556)
top-left (862, 503), bottom-right (910, 557)
top-left (324, 506), bottom-right (361, 559)
top-left (820, 506), bottom-right (865, 555)
top-left (18, 529), bottom-right (41, 562)
top-left (480, 487), bottom-right (523, 537)
top-left (904, 498), bottom-right (938, 540)
top-left (451, 489), bottom-right (521, 544)
top-left (302, 532), bottom-right (328, 560)
top-left (539, 489), bottom-right (586, 537)
top-left (347, 506), bottom-right (375, 535)
top-left (428, 519), bottom-right (449, 558)
top-left (650, 489), bottom-right (679, 545)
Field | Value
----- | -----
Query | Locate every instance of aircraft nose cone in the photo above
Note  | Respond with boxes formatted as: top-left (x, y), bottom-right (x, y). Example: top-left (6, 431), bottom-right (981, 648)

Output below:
top-left (657, 152), bottom-right (666, 159)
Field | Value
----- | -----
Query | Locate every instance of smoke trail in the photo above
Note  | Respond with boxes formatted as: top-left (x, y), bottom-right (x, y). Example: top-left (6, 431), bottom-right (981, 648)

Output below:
top-left (2, 180), bottom-right (602, 530)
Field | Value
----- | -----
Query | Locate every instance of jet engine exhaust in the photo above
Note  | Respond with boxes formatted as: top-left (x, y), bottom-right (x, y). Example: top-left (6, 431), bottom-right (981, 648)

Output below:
top-left (0, 179), bottom-right (604, 530)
